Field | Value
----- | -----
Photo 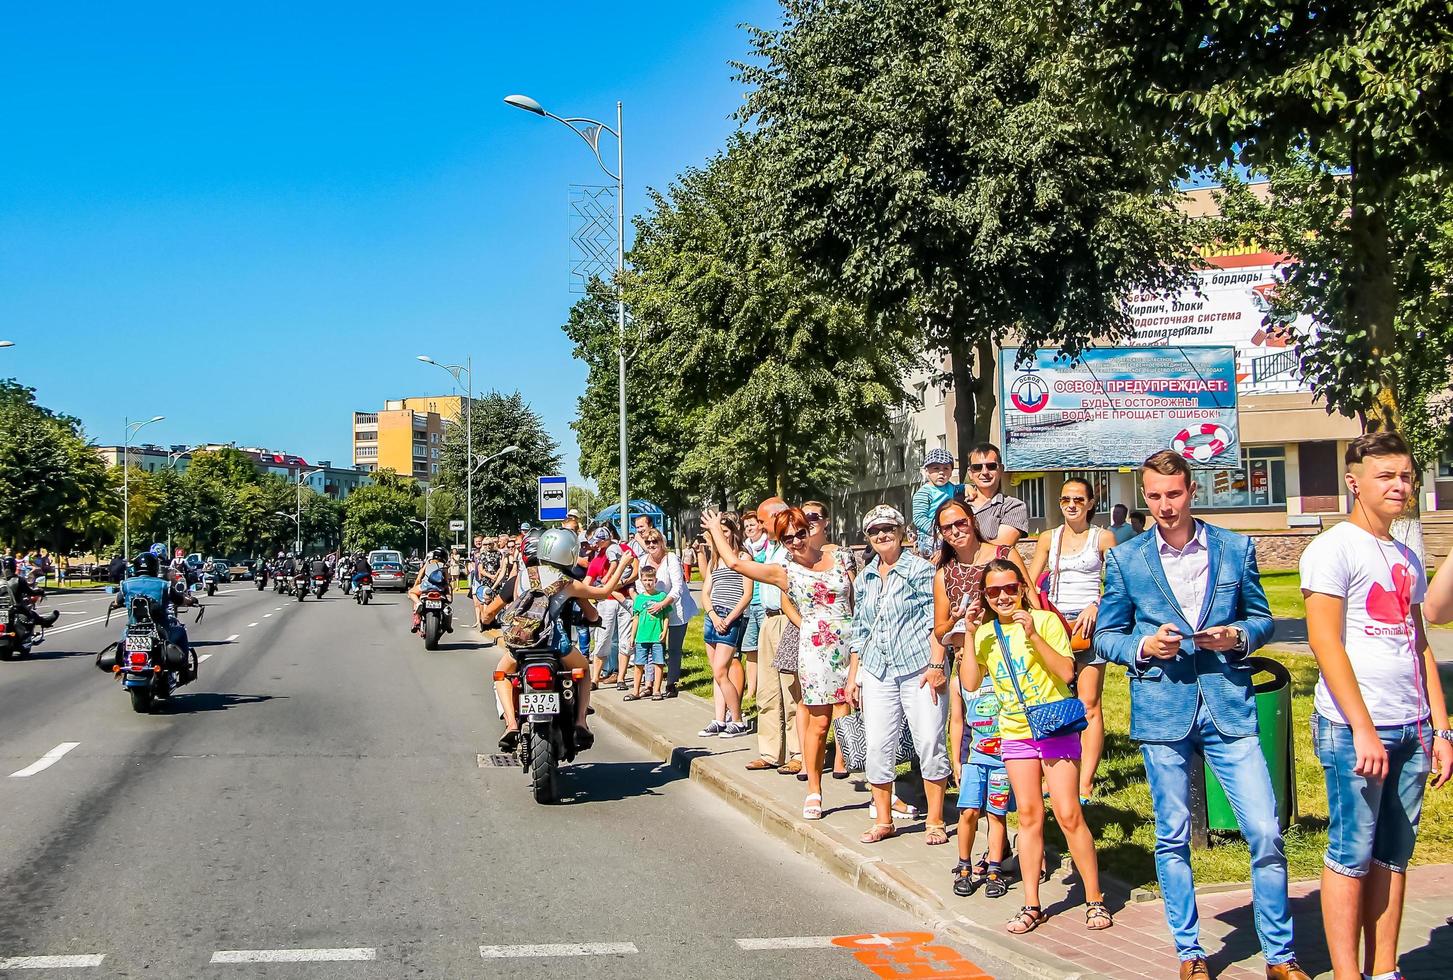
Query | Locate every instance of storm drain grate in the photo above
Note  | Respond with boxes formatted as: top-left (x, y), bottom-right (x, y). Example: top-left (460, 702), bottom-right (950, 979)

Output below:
top-left (477, 753), bottom-right (518, 768)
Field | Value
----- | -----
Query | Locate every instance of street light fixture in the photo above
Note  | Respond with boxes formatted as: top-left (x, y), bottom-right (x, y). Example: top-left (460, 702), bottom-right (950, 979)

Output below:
top-left (504, 92), bottom-right (629, 536)
top-left (417, 354), bottom-right (474, 553)
top-left (122, 415), bottom-right (165, 560)
top-left (470, 443), bottom-right (519, 476)
top-left (290, 468), bottom-right (324, 554)
top-left (0, 341), bottom-right (14, 349)
top-left (162, 445), bottom-right (202, 556)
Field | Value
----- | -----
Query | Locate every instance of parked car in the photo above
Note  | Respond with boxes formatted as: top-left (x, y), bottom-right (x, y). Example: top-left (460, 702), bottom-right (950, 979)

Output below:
top-left (227, 558), bottom-right (254, 580)
top-left (368, 550), bottom-right (407, 591)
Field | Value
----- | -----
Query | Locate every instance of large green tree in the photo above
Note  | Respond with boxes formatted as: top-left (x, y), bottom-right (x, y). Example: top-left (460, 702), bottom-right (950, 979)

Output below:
top-left (740, 0), bottom-right (1197, 471)
top-left (624, 133), bottom-right (920, 502)
top-left (0, 381), bottom-right (116, 552)
top-left (341, 469), bottom-right (425, 553)
top-left (1085, 0), bottom-right (1453, 435)
top-left (436, 391), bottom-right (560, 534)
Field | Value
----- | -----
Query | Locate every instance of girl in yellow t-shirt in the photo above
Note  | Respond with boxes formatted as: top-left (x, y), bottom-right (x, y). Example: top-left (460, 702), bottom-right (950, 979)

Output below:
top-left (966, 559), bottom-right (1111, 936)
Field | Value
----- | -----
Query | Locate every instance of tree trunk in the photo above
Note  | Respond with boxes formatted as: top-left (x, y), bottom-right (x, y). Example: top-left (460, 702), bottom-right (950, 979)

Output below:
top-left (1348, 143), bottom-right (1402, 436)
top-left (973, 336), bottom-right (999, 454)
top-left (948, 332), bottom-right (980, 483)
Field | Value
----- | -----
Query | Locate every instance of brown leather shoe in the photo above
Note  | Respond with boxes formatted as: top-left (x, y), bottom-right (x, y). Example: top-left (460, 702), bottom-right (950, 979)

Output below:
top-left (1265, 961), bottom-right (1309, 980)
top-left (778, 759), bottom-right (803, 775)
top-left (745, 759), bottom-right (778, 771)
top-left (1179, 958), bottom-right (1212, 979)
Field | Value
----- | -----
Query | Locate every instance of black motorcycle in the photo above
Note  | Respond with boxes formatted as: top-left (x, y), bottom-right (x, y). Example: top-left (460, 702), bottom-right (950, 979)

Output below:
top-left (417, 587), bottom-right (452, 650)
top-left (501, 647), bottom-right (581, 804)
top-left (294, 573), bottom-right (308, 602)
top-left (353, 574), bottom-right (372, 605)
top-left (255, 563), bottom-right (269, 591)
top-left (0, 590), bottom-right (46, 660)
top-left (311, 574), bottom-right (328, 599)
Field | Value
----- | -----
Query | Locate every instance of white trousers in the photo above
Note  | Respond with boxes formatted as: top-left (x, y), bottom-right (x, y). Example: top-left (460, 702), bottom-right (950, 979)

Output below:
top-left (860, 666), bottom-right (951, 787)
top-left (594, 598), bottom-right (631, 664)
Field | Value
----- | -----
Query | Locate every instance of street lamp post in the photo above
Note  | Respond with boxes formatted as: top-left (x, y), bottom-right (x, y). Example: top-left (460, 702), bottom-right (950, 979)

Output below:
top-left (122, 415), bottom-right (165, 561)
top-left (292, 469), bottom-right (324, 554)
top-left (504, 93), bottom-right (629, 536)
top-left (163, 445), bottom-right (201, 557)
top-left (417, 355), bottom-right (473, 557)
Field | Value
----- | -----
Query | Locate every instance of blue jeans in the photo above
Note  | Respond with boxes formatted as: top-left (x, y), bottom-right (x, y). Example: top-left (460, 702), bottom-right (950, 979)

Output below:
top-left (1140, 700), bottom-right (1293, 964)
top-left (1315, 714), bottom-right (1430, 877)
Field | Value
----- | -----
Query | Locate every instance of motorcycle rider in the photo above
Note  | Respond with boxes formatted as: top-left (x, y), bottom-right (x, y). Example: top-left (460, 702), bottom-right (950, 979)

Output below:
top-left (1, 555), bottom-right (61, 632)
top-left (309, 554), bottom-right (330, 590)
top-left (112, 551), bottom-right (198, 683)
top-left (350, 551), bottom-right (373, 591)
top-left (493, 528), bottom-right (624, 754)
top-left (408, 547), bottom-right (453, 633)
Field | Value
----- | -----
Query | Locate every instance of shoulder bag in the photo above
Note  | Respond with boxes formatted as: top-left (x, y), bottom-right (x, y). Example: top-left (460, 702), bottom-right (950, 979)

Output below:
top-left (1038, 528), bottom-right (1092, 653)
top-left (991, 618), bottom-right (1087, 740)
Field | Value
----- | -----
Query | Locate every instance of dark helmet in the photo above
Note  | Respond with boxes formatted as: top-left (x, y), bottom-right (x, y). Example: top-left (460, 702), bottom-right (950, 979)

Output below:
top-left (1, 556), bottom-right (16, 577)
top-left (132, 552), bottom-right (161, 577)
top-left (430, 547), bottom-right (447, 562)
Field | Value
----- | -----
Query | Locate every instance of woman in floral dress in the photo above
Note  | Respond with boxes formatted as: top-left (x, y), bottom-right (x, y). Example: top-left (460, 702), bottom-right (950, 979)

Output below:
top-left (703, 505), bottom-right (851, 821)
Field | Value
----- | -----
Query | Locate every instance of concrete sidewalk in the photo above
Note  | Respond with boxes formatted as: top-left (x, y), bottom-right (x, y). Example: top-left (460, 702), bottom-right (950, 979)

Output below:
top-left (591, 684), bottom-right (1453, 980)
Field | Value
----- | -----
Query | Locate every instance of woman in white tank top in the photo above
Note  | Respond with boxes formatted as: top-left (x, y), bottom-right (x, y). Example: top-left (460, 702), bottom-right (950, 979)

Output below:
top-left (1027, 478), bottom-right (1117, 804)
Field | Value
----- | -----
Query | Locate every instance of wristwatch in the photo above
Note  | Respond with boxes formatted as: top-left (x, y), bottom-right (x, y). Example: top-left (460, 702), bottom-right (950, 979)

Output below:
top-left (1435, 730), bottom-right (1453, 745)
top-left (927, 662), bottom-right (946, 672)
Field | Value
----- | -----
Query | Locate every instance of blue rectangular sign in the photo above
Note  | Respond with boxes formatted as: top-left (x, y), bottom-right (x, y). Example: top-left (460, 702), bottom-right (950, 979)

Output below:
top-left (999, 347), bottom-right (1240, 470)
top-left (537, 475), bottom-right (569, 522)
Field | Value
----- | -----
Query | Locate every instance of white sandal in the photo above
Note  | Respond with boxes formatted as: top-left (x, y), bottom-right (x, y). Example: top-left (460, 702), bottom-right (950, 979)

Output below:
top-left (803, 793), bottom-right (823, 820)
top-left (869, 795), bottom-right (919, 821)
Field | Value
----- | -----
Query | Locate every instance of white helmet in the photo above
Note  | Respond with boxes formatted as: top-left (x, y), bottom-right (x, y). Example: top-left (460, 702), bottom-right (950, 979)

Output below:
top-left (536, 528), bottom-right (579, 569)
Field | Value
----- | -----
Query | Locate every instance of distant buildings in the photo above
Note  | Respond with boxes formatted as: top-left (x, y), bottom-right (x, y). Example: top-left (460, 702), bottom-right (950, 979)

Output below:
top-left (93, 444), bottom-right (369, 499)
top-left (351, 396), bottom-right (458, 482)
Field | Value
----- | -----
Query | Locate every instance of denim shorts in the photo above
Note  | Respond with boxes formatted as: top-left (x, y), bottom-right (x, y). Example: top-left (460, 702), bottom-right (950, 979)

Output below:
top-left (1315, 713), bottom-right (1430, 877)
top-left (740, 605), bottom-right (764, 652)
top-left (959, 763), bottom-right (1015, 816)
top-left (632, 642), bottom-right (665, 667)
top-left (703, 607), bottom-right (746, 649)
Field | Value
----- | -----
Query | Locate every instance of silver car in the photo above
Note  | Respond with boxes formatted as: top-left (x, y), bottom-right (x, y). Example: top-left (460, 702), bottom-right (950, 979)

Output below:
top-left (367, 549), bottom-right (407, 591)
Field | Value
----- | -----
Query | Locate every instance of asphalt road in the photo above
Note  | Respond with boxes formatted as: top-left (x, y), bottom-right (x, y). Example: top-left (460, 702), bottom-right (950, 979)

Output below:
top-left (0, 584), bottom-right (1022, 979)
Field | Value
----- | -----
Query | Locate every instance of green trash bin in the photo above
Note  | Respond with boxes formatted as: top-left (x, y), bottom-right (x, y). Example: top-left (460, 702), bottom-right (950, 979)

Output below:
top-left (1204, 656), bottom-right (1296, 834)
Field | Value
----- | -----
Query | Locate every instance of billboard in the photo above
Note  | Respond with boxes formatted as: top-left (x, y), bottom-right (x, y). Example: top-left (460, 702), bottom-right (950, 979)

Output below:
top-left (1000, 347), bottom-right (1240, 470)
top-left (1124, 258), bottom-right (1311, 396)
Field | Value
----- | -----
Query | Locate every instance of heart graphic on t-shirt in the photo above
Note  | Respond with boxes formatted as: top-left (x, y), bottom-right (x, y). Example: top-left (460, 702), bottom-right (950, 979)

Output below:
top-left (1366, 563), bottom-right (1412, 624)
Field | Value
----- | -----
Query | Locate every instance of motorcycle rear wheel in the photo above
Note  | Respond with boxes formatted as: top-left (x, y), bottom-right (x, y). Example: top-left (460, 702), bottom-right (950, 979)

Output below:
top-left (129, 687), bottom-right (154, 714)
top-left (296, 589), bottom-right (305, 602)
top-left (529, 729), bottom-right (558, 804)
top-left (424, 613), bottom-right (442, 650)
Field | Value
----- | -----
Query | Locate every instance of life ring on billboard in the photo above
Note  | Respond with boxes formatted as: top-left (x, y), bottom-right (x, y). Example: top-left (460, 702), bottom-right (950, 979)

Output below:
top-left (1171, 422), bottom-right (1231, 462)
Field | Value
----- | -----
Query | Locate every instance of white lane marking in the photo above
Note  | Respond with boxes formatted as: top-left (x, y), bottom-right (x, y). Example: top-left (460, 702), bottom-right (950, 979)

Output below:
top-left (735, 937), bottom-right (837, 950)
top-left (9, 742), bottom-right (81, 778)
top-left (247, 622), bottom-right (258, 627)
top-left (211, 949), bottom-right (375, 964)
top-left (224, 634), bottom-right (239, 642)
top-left (197, 654), bottom-right (212, 664)
top-left (273, 606), bottom-right (284, 611)
top-left (478, 944), bottom-right (638, 958)
top-left (262, 614), bottom-right (272, 618)
top-left (0, 954), bottom-right (106, 969)
top-left (45, 616), bottom-right (108, 635)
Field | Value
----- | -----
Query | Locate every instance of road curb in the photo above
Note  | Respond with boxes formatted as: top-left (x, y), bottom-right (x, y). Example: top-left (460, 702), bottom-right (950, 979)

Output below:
top-left (593, 694), bottom-right (1106, 980)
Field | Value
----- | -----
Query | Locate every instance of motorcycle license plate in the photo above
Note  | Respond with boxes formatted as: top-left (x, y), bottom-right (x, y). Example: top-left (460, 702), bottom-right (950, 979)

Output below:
top-left (425, 600), bottom-right (443, 609)
top-left (125, 636), bottom-right (151, 652)
top-left (520, 692), bottom-right (559, 715)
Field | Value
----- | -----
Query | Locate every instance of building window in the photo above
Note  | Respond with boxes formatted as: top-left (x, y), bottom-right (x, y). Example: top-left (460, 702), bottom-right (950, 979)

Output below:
top-left (1062, 471), bottom-right (1113, 512)
top-left (355, 446), bottom-right (378, 459)
top-left (914, 382), bottom-right (928, 407)
top-left (355, 430), bottom-right (377, 442)
top-left (893, 445), bottom-right (907, 473)
top-left (354, 413), bottom-right (377, 425)
top-left (934, 383), bottom-right (946, 406)
top-left (936, 434), bottom-right (948, 452)
top-left (912, 440), bottom-right (926, 471)
top-left (1194, 446), bottom-right (1288, 509)
top-left (1440, 449), bottom-right (1453, 478)
top-left (1016, 477), bottom-right (1045, 521)
top-left (873, 449), bottom-right (886, 476)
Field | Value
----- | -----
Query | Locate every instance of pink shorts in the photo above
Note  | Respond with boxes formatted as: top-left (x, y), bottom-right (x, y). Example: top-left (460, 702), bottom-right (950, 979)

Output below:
top-left (1001, 732), bottom-right (1082, 761)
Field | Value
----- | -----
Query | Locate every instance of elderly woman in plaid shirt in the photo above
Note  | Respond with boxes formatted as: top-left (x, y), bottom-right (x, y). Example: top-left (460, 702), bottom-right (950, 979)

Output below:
top-left (845, 504), bottom-right (952, 846)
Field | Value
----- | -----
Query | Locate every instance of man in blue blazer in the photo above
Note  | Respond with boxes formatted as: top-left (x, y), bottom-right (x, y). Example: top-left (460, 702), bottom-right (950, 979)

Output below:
top-left (1097, 451), bottom-right (1306, 980)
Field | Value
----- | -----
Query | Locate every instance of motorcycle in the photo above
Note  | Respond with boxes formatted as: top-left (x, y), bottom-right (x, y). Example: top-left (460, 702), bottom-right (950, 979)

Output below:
top-left (255, 563), bottom-right (269, 591)
top-left (353, 574), bottom-right (373, 605)
top-left (101, 586), bottom-right (202, 714)
top-left (497, 648), bottom-right (583, 804)
top-left (418, 588), bottom-right (452, 649)
top-left (312, 574), bottom-right (328, 599)
top-left (0, 591), bottom-right (47, 660)
top-left (294, 573), bottom-right (308, 602)
top-left (202, 568), bottom-right (217, 597)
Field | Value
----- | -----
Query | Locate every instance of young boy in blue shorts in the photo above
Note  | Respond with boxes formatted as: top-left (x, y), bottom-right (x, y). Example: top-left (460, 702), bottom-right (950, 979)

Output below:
top-left (950, 672), bottom-right (1014, 898)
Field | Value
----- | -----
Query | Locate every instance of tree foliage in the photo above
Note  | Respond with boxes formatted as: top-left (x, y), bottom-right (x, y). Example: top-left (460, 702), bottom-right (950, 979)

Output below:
top-left (739, 0), bottom-right (1197, 473)
top-left (436, 391), bottom-right (561, 534)
top-left (0, 387), bottom-right (115, 553)
top-left (1084, 0), bottom-right (1453, 434)
top-left (341, 469), bottom-right (425, 554)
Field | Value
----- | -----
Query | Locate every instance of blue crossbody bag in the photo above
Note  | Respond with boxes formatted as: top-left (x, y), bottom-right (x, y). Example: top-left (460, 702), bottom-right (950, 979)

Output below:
top-left (992, 618), bottom-right (1087, 741)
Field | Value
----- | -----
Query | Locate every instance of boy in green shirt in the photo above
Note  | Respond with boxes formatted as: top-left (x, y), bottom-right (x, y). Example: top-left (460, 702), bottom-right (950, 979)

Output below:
top-left (625, 564), bottom-right (669, 701)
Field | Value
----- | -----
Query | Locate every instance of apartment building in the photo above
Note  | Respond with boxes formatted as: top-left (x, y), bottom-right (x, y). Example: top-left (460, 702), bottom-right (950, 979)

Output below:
top-left (351, 397), bottom-right (448, 481)
top-left (94, 445), bottom-right (369, 499)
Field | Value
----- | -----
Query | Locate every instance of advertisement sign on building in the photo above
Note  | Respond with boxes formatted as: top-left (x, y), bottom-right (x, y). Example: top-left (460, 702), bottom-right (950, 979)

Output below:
top-left (1000, 347), bottom-right (1240, 471)
top-left (1125, 258), bottom-right (1311, 396)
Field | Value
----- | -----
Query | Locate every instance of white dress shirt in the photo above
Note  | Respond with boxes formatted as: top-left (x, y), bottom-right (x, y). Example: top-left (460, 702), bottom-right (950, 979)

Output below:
top-left (1154, 521), bottom-right (1210, 624)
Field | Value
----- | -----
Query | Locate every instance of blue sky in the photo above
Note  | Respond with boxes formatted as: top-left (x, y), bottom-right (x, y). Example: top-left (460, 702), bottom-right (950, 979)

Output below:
top-left (0, 0), bottom-right (779, 484)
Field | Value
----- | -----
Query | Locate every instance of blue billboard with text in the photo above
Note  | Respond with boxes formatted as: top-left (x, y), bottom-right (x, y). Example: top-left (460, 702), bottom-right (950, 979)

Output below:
top-left (999, 347), bottom-right (1240, 470)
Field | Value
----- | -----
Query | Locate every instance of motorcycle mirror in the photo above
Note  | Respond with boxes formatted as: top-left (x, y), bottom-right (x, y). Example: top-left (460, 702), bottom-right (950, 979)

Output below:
top-left (190, 584), bottom-right (203, 592)
top-left (105, 586), bottom-right (116, 594)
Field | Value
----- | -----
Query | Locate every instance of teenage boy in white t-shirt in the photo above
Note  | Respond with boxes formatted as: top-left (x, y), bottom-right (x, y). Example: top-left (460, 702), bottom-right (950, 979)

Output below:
top-left (1300, 431), bottom-right (1453, 980)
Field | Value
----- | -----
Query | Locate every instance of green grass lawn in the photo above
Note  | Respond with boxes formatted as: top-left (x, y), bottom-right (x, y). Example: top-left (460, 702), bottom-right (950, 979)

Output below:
top-left (673, 610), bottom-right (1453, 889)
top-left (1260, 569), bottom-right (1306, 621)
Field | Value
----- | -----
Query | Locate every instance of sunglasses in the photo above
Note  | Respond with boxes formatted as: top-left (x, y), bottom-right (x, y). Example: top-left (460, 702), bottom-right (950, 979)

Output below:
top-left (983, 583), bottom-right (1021, 598)
top-left (780, 530), bottom-right (810, 545)
top-left (969, 461), bottom-right (1000, 473)
top-left (1060, 495), bottom-right (1089, 506)
top-left (805, 513), bottom-right (825, 525)
top-left (937, 517), bottom-right (973, 535)
top-left (865, 524), bottom-right (898, 537)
